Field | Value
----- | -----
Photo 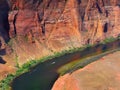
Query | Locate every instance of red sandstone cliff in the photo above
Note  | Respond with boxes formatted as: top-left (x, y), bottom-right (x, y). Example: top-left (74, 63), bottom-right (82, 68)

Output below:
top-left (8, 0), bottom-right (120, 64)
top-left (0, 0), bottom-right (120, 80)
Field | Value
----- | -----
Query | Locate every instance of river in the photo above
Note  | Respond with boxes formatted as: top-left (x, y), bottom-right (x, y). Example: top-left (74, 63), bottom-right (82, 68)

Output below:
top-left (11, 39), bottom-right (120, 90)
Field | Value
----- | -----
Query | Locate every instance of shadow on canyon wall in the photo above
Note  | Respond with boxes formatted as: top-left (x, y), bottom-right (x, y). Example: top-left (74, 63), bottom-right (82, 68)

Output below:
top-left (0, 0), bottom-right (10, 64)
top-left (0, 0), bottom-right (10, 43)
top-left (0, 57), bottom-right (6, 64)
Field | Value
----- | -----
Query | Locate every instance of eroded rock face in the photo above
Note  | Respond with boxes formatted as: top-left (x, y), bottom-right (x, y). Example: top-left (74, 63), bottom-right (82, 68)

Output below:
top-left (0, 0), bottom-right (120, 80)
top-left (9, 0), bottom-right (120, 46)
top-left (8, 0), bottom-right (120, 64)
top-left (82, 0), bottom-right (120, 44)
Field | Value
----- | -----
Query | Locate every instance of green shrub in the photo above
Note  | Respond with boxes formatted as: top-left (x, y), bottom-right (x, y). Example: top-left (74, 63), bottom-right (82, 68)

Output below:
top-left (102, 37), bottom-right (116, 44)
top-left (0, 74), bottom-right (14, 90)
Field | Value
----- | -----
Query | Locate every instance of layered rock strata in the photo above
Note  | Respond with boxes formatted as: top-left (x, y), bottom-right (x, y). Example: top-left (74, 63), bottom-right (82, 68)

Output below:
top-left (0, 0), bottom-right (120, 80)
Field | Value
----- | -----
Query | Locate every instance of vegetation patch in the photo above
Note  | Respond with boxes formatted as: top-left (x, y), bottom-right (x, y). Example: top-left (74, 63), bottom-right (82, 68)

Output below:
top-left (57, 48), bottom-right (120, 75)
top-left (102, 37), bottom-right (117, 44)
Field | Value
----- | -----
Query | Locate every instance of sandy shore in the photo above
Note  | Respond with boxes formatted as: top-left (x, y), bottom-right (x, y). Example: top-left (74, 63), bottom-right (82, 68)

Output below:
top-left (52, 51), bottom-right (120, 90)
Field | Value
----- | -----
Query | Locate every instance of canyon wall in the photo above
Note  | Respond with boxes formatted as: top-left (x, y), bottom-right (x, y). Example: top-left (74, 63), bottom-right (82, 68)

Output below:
top-left (0, 0), bottom-right (120, 79)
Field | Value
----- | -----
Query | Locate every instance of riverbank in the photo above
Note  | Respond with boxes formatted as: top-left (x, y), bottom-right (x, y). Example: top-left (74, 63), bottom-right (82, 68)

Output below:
top-left (57, 48), bottom-right (120, 76)
top-left (0, 37), bottom-right (119, 90)
top-left (0, 46), bottom-right (86, 90)
top-left (52, 51), bottom-right (120, 90)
